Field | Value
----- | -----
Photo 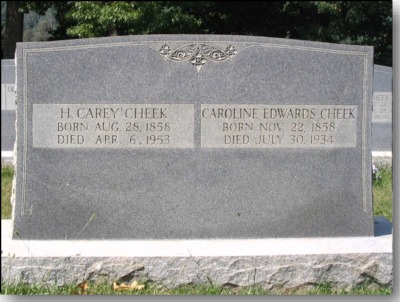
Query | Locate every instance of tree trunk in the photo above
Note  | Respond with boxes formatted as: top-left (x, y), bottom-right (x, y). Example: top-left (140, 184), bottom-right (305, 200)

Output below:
top-left (3, 1), bottom-right (24, 59)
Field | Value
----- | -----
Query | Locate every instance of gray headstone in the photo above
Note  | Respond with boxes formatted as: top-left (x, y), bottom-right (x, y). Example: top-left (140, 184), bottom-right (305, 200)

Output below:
top-left (1, 83), bottom-right (16, 110)
top-left (1, 111), bottom-right (16, 153)
top-left (1, 60), bottom-right (16, 157)
top-left (13, 35), bottom-right (374, 240)
top-left (372, 65), bottom-right (392, 153)
top-left (1, 59), bottom-right (15, 84)
top-left (1, 59), bottom-right (16, 110)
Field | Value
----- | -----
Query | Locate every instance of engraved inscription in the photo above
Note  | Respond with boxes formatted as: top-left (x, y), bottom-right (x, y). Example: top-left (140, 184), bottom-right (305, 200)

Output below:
top-left (33, 104), bottom-right (194, 148)
top-left (201, 105), bottom-right (357, 148)
top-left (372, 92), bottom-right (392, 123)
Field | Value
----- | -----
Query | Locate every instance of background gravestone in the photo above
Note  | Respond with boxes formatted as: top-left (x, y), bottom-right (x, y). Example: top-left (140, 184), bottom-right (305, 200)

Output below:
top-left (372, 65), bottom-right (392, 153)
top-left (13, 35), bottom-right (374, 240)
top-left (1, 59), bottom-right (16, 161)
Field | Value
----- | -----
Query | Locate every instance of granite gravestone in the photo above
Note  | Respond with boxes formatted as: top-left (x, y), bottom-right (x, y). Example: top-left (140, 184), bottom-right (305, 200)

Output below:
top-left (14, 35), bottom-right (374, 240)
top-left (372, 65), bottom-right (392, 153)
top-left (1, 59), bottom-right (16, 159)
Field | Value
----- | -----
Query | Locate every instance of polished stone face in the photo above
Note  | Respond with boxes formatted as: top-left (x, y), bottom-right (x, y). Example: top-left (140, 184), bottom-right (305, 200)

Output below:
top-left (1, 60), bottom-right (16, 153)
top-left (372, 65), bottom-right (392, 152)
top-left (13, 35), bottom-right (374, 239)
top-left (1, 59), bottom-right (15, 84)
top-left (1, 110), bottom-right (15, 152)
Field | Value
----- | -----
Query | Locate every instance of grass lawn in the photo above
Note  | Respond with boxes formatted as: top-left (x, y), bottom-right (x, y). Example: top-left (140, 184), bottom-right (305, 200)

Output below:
top-left (1, 165), bottom-right (13, 219)
top-left (373, 164), bottom-right (393, 221)
top-left (0, 280), bottom-right (392, 295)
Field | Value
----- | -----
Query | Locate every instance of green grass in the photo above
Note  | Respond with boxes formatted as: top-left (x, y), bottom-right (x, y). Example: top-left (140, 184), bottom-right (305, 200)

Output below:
top-left (308, 282), bottom-right (392, 295)
top-left (1, 165), bottom-right (14, 219)
top-left (0, 281), bottom-right (392, 295)
top-left (373, 165), bottom-right (393, 221)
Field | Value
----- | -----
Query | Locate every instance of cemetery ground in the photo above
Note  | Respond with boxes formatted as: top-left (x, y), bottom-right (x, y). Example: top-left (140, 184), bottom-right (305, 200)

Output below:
top-left (0, 164), bottom-right (393, 295)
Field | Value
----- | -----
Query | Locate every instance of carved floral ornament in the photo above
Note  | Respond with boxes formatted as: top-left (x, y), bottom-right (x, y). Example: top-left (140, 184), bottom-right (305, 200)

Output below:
top-left (158, 43), bottom-right (238, 72)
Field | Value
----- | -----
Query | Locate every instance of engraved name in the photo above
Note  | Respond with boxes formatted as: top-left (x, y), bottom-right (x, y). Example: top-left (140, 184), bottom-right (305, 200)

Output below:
top-left (33, 104), bottom-right (194, 148)
top-left (201, 105), bottom-right (358, 148)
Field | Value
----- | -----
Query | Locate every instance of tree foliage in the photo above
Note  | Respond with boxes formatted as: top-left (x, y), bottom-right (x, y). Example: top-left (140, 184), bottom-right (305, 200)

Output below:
top-left (23, 8), bottom-right (58, 41)
top-left (1, 1), bottom-right (392, 65)
top-left (281, 1), bottom-right (392, 66)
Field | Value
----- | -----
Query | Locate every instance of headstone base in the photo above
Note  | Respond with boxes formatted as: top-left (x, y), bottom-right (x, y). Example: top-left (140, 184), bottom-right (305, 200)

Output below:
top-left (1, 218), bottom-right (392, 291)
